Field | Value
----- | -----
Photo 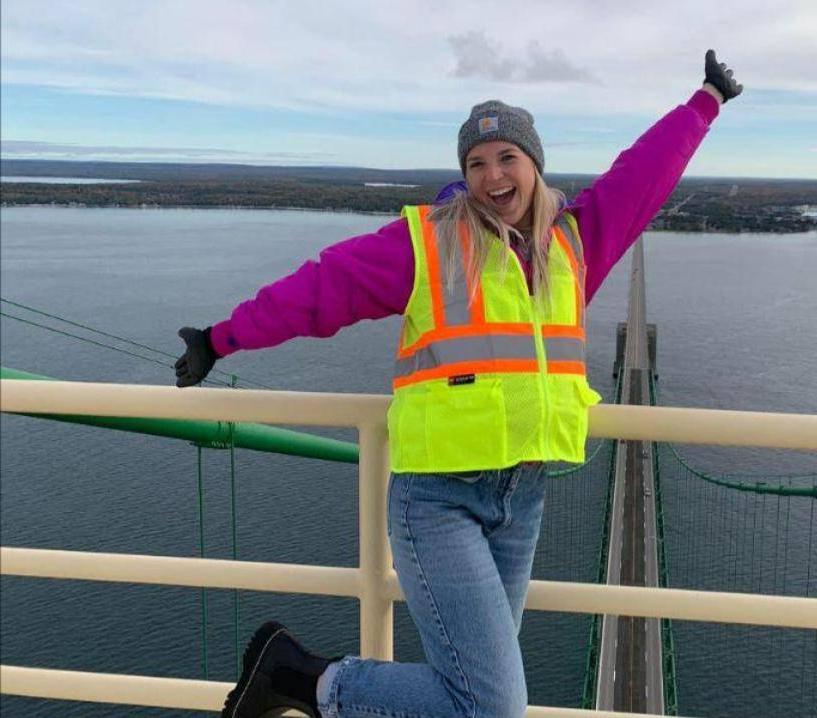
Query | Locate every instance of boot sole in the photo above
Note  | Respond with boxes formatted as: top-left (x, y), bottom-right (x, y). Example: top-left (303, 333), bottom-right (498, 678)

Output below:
top-left (222, 621), bottom-right (318, 718)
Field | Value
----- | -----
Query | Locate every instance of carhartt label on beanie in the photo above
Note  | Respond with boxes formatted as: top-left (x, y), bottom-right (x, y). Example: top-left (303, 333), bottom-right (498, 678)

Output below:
top-left (458, 100), bottom-right (544, 175)
top-left (478, 116), bottom-right (499, 134)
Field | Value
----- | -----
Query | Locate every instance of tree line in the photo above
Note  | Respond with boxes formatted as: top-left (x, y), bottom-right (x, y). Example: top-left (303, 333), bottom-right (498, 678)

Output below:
top-left (2, 174), bottom-right (815, 233)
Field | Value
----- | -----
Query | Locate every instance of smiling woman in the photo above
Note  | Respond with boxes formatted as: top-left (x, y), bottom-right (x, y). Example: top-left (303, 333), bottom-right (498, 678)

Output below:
top-left (465, 141), bottom-right (537, 227)
top-left (173, 51), bottom-right (744, 718)
top-left (428, 99), bottom-right (565, 312)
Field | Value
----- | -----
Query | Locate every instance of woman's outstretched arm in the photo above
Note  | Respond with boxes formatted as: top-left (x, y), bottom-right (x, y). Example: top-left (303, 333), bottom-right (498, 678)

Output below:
top-left (208, 218), bottom-right (415, 357)
top-left (573, 51), bottom-right (742, 304)
top-left (175, 219), bottom-right (415, 386)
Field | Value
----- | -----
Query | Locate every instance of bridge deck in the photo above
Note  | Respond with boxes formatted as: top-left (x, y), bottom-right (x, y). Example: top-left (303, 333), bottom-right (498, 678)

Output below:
top-left (596, 239), bottom-right (664, 714)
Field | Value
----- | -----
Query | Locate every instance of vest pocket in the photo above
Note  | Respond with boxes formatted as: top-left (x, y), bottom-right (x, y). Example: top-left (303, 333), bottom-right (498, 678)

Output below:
top-left (426, 377), bottom-right (507, 470)
top-left (576, 377), bottom-right (602, 407)
top-left (545, 375), bottom-right (602, 464)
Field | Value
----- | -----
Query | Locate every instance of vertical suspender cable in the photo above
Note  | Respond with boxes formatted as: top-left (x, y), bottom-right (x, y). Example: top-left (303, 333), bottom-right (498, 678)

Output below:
top-left (196, 446), bottom-right (209, 679)
top-left (229, 374), bottom-right (240, 679)
top-left (758, 491), bottom-right (768, 592)
top-left (728, 483), bottom-right (738, 591)
top-left (750, 487), bottom-right (760, 593)
top-left (800, 486), bottom-right (815, 708)
top-left (779, 488), bottom-right (791, 696)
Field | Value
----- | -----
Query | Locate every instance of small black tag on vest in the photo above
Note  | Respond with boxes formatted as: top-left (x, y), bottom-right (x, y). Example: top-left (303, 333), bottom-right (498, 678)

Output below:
top-left (448, 374), bottom-right (475, 386)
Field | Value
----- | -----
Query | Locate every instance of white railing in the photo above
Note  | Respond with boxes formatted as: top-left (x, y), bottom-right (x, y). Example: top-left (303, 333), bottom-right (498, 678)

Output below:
top-left (1, 379), bottom-right (816, 717)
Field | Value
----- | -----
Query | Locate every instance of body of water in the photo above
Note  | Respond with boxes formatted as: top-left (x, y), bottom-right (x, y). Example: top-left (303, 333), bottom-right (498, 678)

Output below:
top-left (1, 176), bottom-right (141, 184)
top-left (1, 206), bottom-right (815, 717)
top-left (363, 182), bottom-right (420, 188)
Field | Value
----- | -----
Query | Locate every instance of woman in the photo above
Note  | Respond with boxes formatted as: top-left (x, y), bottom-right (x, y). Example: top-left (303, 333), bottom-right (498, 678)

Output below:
top-left (175, 50), bottom-right (742, 718)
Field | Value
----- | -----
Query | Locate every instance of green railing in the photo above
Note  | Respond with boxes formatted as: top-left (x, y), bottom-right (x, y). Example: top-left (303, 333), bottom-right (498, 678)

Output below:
top-left (649, 374), bottom-right (816, 717)
top-left (0, 366), bottom-right (358, 462)
top-left (1, 364), bottom-right (362, 680)
top-left (4, 296), bottom-right (815, 714)
top-left (579, 370), bottom-right (623, 709)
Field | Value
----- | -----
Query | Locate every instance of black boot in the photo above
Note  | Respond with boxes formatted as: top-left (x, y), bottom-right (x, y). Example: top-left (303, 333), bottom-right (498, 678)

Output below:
top-left (221, 621), bottom-right (345, 718)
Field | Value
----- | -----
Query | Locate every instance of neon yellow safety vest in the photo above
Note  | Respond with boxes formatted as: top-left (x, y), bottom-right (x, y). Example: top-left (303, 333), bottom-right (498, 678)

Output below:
top-left (387, 204), bottom-right (602, 473)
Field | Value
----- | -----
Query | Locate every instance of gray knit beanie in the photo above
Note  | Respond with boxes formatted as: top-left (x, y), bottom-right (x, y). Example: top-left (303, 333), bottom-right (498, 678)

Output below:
top-left (457, 100), bottom-right (544, 175)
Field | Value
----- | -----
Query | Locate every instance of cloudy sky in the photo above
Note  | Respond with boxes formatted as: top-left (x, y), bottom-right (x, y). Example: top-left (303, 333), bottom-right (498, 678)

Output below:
top-left (2, 0), bottom-right (816, 178)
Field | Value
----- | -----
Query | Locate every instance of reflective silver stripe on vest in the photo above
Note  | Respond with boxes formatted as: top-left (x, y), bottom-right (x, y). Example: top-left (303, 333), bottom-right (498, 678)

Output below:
top-left (432, 232), bottom-right (474, 327)
top-left (395, 334), bottom-right (585, 378)
top-left (544, 336), bottom-right (586, 363)
top-left (556, 216), bottom-right (584, 264)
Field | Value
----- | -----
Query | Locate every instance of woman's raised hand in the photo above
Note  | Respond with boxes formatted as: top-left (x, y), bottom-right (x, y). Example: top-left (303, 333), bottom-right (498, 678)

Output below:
top-left (704, 49), bottom-right (743, 103)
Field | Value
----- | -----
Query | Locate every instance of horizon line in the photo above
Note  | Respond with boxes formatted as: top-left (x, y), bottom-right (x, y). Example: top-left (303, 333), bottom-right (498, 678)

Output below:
top-left (1, 157), bottom-right (816, 183)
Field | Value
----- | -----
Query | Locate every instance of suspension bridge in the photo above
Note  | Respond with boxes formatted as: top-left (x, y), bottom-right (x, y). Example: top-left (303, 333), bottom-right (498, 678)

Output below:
top-left (0, 238), bottom-right (814, 717)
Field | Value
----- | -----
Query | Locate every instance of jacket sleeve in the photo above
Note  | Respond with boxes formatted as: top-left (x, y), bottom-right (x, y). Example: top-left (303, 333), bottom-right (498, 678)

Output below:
top-left (572, 89), bottom-right (720, 304)
top-left (209, 218), bottom-right (415, 357)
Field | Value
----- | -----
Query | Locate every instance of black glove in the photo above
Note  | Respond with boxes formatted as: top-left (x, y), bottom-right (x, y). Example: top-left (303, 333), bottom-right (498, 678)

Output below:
top-left (175, 326), bottom-right (218, 387)
top-left (704, 49), bottom-right (743, 102)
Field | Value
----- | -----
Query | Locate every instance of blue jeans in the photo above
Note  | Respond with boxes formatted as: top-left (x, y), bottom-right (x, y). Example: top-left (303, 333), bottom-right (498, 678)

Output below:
top-left (318, 463), bottom-right (548, 718)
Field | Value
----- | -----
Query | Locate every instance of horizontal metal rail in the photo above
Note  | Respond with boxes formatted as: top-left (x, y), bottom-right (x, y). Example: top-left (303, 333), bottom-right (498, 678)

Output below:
top-left (1, 547), bottom-right (362, 598)
top-left (2, 379), bottom-right (817, 449)
top-left (2, 547), bottom-right (815, 629)
top-left (0, 368), bottom-right (359, 461)
top-left (0, 665), bottom-right (699, 717)
top-left (2, 379), bottom-right (815, 715)
top-left (1, 666), bottom-right (231, 713)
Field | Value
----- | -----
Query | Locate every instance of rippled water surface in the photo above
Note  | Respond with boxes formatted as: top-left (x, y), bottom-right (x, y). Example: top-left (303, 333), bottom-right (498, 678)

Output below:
top-left (1, 207), bottom-right (815, 716)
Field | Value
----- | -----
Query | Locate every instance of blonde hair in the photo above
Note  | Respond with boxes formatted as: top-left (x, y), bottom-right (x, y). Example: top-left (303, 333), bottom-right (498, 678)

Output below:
top-left (427, 172), bottom-right (565, 309)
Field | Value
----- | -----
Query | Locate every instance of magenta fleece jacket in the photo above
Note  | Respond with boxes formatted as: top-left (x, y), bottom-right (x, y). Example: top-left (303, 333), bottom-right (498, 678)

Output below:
top-left (210, 90), bottom-right (719, 358)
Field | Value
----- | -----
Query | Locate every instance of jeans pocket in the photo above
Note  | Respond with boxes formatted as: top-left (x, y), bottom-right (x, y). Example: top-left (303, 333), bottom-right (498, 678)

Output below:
top-left (438, 470), bottom-right (485, 484)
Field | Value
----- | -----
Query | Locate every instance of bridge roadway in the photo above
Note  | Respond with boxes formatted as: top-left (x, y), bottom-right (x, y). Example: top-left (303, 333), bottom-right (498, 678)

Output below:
top-left (596, 239), bottom-right (664, 714)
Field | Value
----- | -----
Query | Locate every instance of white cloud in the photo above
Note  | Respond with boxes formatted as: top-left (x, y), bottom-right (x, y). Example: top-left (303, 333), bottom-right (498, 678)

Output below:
top-left (449, 31), bottom-right (599, 85)
top-left (1, 0), bottom-right (816, 117)
top-left (524, 42), bottom-right (600, 85)
top-left (449, 31), bottom-right (517, 83)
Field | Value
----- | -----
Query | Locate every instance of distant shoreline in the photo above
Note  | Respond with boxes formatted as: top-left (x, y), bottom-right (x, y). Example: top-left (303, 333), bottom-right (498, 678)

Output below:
top-left (0, 201), bottom-right (397, 217)
top-left (2, 160), bottom-right (816, 233)
top-left (4, 201), bottom-right (817, 235)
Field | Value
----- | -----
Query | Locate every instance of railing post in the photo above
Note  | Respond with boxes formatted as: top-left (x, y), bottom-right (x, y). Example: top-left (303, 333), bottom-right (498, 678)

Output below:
top-left (357, 420), bottom-right (393, 660)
